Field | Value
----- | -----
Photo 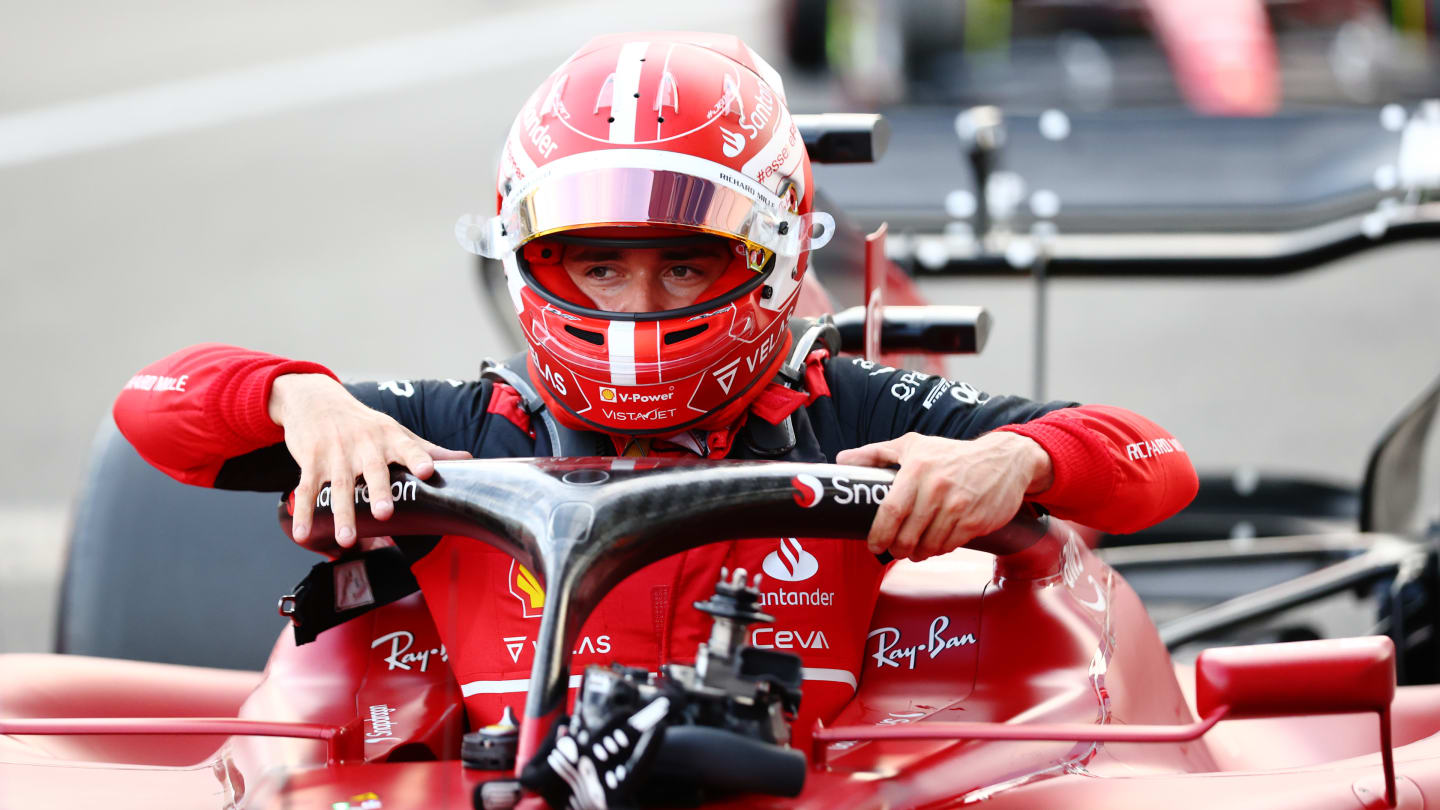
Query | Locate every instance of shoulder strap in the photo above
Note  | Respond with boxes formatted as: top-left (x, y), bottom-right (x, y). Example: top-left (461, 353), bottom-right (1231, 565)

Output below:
top-left (777, 314), bottom-right (840, 388)
top-left (480, 352), bottom-right (608, 457)
top-left (739, 315), bottom-right (840, 458)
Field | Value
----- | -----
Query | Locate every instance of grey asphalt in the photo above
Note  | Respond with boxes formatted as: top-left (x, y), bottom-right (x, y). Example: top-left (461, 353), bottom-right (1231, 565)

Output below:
top-left (2, 2), bottom-right (1437, 654)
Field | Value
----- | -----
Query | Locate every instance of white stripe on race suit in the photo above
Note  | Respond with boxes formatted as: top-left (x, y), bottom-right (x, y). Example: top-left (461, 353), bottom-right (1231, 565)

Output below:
top-left (460, 668), bottom-right (853, 697)
top-left (607, 41), bottom-right (649, 144)
top-left (608, 319), bottom-right (637, 385)
top-left (461, 674), bottom-right (584, 696)
top-left (802, 667), bottom-right (857, 690)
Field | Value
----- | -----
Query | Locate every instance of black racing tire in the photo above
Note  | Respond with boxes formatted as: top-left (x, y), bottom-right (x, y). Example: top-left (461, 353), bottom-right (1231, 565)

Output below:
top-left (55, 418), bottom-right (315, 669)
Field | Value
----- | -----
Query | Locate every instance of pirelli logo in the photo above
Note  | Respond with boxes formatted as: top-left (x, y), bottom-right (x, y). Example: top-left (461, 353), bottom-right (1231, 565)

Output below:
top-left (508, 560), bottom-right (545, 618)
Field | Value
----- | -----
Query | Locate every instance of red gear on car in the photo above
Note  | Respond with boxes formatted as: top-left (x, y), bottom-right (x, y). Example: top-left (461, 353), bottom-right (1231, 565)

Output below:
top-left (107, 31), bottom-right (1202, 753)
top-left (455, 32), bottom-right (833, 436)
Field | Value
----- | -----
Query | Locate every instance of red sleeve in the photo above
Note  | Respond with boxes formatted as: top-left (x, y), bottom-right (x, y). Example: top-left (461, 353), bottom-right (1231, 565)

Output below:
top-left (113, 343), bottom-right (337, 487)
top-left (993, 404), bottom-right (1198, 534)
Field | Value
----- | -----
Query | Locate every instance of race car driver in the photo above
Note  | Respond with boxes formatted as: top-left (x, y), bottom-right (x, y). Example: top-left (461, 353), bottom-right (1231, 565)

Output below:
top-left (112, 32), bottom-right (1198, 738)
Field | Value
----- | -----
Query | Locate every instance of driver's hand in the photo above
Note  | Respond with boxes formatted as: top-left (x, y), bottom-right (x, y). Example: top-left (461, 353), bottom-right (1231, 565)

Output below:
top-left (836, 432), bottom-right (1053, 561)
top-left (269, 373), bottom-right (472, 551)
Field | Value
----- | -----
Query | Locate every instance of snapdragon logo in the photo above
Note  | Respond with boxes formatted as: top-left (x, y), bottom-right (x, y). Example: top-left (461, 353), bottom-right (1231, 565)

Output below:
top-left (832, 477), bottom-right (890, 506)
top-left (790, 475), bottom-right (890, 509)
top-left (762, 538), bottom-right (819, 582)
top-left (791, 474), bottom-right (822, 508)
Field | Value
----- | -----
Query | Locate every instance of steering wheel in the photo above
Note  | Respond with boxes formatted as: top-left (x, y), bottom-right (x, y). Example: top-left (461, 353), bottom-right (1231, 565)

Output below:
top-left (275, 457), bottom-right (1050, 767)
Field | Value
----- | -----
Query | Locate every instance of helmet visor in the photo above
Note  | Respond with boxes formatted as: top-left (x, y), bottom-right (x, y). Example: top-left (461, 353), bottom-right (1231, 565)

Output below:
top-left (457, 160), bottom-right (832, 260)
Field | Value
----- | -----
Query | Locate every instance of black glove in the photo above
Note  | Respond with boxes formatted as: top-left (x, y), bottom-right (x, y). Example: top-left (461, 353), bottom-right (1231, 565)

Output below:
top-left (519, 679), bottom-right (674, 810)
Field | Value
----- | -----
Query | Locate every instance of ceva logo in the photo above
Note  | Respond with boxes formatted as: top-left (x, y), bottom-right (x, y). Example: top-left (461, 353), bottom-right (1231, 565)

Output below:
top-left (791, 474), bottom-right (822, 508)
top-left (763, 537), bottom-right (819, 582)
top-left (720, 126), bottom-right (746, 158)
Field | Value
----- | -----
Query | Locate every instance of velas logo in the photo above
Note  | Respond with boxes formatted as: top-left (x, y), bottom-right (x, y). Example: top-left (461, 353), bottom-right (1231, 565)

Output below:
top-left (720, 126), bottom-right (746, 158)
top-left (763, 537), bottom-right (819, 582)
top-left (599, 386), bottom-right (617, 402)
top-left (508, 560), bottom-right (545, 619)
top-left (791, 474), bottom-right (822, 508)
top-left (503, 635), bottom-right (526, 663)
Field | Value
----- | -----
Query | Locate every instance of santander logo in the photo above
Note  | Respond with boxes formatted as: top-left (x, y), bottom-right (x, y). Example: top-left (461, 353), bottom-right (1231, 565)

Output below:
top-left (763, 538), bottom-right (819, 582)
top-left (791, 474), bottom-right (822, 508)
top-left (720, 126), bottom-right (746, 158)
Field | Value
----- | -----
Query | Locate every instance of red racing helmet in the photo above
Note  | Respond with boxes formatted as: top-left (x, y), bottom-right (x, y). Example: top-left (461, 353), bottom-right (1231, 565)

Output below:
top-left (457, 32), bottom-right (833, 437)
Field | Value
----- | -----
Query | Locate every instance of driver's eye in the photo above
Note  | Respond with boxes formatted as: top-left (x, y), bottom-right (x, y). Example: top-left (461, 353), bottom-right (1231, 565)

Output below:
top-left (668, 264), bottom-right (703, 280)
top-left (585, 265), bottom-right (618, 280)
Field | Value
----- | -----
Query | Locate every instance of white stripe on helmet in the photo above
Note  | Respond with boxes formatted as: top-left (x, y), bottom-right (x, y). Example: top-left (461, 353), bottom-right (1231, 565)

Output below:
top-left (607, 41), bottom-right (649, 144)
top-left (608, 319), bottom-right (637, 385)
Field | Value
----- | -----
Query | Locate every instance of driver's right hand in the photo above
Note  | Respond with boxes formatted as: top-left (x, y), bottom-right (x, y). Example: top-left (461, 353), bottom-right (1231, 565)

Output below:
top-left (268, 373), bottom-right (472, 551)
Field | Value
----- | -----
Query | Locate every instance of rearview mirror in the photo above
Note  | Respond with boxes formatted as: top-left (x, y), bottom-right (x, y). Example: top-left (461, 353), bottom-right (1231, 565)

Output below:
top-left (1196, 636), bottom-right (1397, 806)
top-left (1195, 635), bottom-right (1395, 718)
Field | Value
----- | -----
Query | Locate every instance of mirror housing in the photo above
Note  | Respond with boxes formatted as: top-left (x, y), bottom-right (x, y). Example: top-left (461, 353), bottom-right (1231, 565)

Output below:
top-left (794, 113), bottom-right (890, 164)
top-left (832, 305), bottom-right (990, 356)
top-left (1196, 636), bottom-right (1398, 807)
top-left (1195, 636), bottom-right (1395, 719)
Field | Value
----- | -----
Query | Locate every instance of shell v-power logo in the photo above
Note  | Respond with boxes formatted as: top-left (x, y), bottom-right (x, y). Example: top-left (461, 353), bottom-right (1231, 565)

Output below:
top-left (508, 560), bottom-right (545, 618)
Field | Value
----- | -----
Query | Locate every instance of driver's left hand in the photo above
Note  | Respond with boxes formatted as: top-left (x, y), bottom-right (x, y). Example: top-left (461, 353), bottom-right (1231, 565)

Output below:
top-left (837, 432), bottom-right (1054, 561)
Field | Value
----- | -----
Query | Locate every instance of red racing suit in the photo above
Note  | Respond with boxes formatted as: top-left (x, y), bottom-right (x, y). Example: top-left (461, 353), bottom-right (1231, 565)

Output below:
top-left (113, 343), bottom-right (1198, 732)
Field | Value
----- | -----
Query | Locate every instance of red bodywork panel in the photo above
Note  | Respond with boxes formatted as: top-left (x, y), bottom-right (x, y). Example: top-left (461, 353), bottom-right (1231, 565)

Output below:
top-left (6, 527), bottom-right (1440, 809)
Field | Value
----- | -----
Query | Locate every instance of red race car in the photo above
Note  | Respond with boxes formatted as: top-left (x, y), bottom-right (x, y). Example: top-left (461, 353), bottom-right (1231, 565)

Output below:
top-left (7, 112), bottom-right (1440, 810)
top-left (1, 452), bottom-right (1433, 809)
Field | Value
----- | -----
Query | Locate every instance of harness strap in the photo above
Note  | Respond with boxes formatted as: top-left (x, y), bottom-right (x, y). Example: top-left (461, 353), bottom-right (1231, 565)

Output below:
top-left (481, 353), bottom-right (606, 457)
top-left (739, 316), bottom-right (839, 458)
top-left (279, 546), bottom-right (421, 645)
